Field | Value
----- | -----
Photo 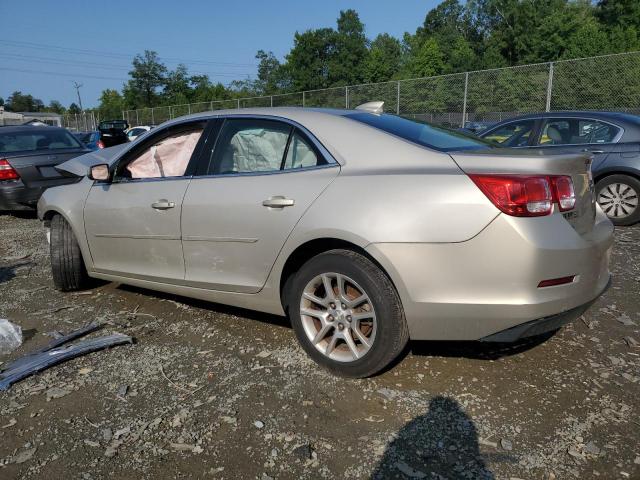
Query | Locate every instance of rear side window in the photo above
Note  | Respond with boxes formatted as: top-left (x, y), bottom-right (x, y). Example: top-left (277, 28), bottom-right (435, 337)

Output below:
top-left (345, 113), bottom-right (493, 152)
top-left (483, 120), bottom-right (535, 147)
top-left (0, 129), bottom-right (83, 153)
top-left (283, 132), bottom-right (322, 169)
top-left (538, 118), bottom-right (621, 145)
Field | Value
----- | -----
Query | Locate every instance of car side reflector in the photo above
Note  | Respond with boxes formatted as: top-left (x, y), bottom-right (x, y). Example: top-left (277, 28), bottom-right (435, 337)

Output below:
top-left (537, 276), bottom-right (576, 288)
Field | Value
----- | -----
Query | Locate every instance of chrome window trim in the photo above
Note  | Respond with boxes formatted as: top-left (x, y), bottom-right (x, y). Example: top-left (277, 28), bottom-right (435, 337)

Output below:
top-left (189, 162), bottom-right (339, 181)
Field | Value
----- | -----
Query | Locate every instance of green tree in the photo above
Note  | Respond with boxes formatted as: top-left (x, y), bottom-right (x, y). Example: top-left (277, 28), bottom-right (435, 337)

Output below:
top-left (255, 50), bottom-right (291, 94)
top-left (163, 64), bottom-right (191, 105)
top-left (97, 89), bottom-right (124, 119)
top-left (46, 100), bottom-right (66, 114)
top-left (68, 103), bottom-right (81, 114)
top-left (6, 91), bottom-right (44, 112)
top-left (287, 28), bottom-right (337, 90)
top-left (363, 34), bottom-right (403, 83)
top-left (128, 50), bottom-right (167, 107)
top-left (329, 9), bottom-right (368, 85)
top-left (597, 0), bottom-right (640, 30)
top-left (403, 37), bottom-right (445, 77)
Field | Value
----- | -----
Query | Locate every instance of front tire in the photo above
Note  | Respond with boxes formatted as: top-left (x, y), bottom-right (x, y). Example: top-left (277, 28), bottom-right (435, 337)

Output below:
top-left (596, 174), bottom-right (640, 226)
top-left (288, 249), bottom-right (409, 378)
top-left (50, 214), bottom-right (90, 291)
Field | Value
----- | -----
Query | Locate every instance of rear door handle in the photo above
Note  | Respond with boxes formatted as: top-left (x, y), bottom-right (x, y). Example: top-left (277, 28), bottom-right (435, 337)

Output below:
top-left (151, 199), bottom-right (175, 210)
top-left (262, 196), bottom-right (295, 208)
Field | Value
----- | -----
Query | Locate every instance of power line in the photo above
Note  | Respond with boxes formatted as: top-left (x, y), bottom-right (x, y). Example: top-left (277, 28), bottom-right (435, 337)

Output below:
top-left (0, 53), bottom-right (253, 78)
top-left (0, 67), bottom-right (128, 81)
top-left (0, 39), bottom-right (258, 68)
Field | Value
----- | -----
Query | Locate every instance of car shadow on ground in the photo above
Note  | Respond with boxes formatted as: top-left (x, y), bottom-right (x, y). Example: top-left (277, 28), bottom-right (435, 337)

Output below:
top-left (116, 283), bottom-right (556, 363)
top-left (0, 210), bottom-right (37, 219)
top-left (371, 395), bottom-right (506, 479)
top-left (116, 284), bottom-right (292, 329)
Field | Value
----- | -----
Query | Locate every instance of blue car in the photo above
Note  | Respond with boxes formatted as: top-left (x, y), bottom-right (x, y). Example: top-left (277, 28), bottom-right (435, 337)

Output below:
top-left (72, 131), bottom-right (101, 151)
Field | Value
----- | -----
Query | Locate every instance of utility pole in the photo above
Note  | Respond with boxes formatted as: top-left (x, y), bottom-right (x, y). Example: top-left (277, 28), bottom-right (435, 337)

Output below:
top-left (73, 82), bottom-right (84, 111)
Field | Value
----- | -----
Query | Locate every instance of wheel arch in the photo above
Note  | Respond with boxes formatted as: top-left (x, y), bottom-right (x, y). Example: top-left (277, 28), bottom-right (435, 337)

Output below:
top-left (594, 168), bottom-right (640, 184)
top-left (278, 237), bottom-right (401, 313)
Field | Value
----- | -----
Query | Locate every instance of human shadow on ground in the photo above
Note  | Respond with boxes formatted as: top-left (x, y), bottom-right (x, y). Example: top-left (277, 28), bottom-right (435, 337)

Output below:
top-left (371, 395), bottom-right (512, 479)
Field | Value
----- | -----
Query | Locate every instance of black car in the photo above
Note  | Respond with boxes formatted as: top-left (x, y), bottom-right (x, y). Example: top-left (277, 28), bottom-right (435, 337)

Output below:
top-left (480, 111), bottom-right (640, 226)
top-left (98, 120), bottom-right (130, 148)
top-left (0, 126), bottom-right (89, 210)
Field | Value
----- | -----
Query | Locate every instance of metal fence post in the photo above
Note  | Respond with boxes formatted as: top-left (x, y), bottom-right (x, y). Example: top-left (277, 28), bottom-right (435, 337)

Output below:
top-left (237, 99), bottom-right (240, 109)
top-left (461, 72), bottom-right (469, 128)
top-left (151, 108), bottom-right (155, 125)
top-left (546, 62), bottom-right (554, 112)
top-left (122, 110), bottom-right (126, 120)
top-left (136, 110), bottom-right (139, 125)
top-left (345, 86), bottom-right (349, 109)
top-left (188, 104), bottom-right (191, 115)
top-left (302, 91), bottom-right (306, 107)
top-left (270, 96), bottom-right (273, 107)
top-left (210, 101), bottom-right (214, 111)
top-left (396, 81), bottom-right (401, 115)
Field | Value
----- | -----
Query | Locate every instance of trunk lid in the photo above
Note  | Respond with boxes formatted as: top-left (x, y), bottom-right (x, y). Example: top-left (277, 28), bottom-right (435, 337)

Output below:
top-left (450, 148), bottom-right (596, 235)
top-left (5, 149), bottom-right (89, 188)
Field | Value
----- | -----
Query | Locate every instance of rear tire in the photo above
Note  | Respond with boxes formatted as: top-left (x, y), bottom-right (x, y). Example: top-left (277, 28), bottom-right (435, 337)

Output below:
top-left (288, 249), bottom-right (409, 378)
top-left (596, 174), bottom-right (640, 226)
top-left (50, 214), bottom-right (90, 291)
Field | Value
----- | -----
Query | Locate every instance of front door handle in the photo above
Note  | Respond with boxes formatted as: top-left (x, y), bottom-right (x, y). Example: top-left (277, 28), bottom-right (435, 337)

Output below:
top-left (262, 196), bottom-right (295, 208)
top-left (582, 148), bottom-right (604, 154)
top-left (151, 199), bottom-right (175, 210)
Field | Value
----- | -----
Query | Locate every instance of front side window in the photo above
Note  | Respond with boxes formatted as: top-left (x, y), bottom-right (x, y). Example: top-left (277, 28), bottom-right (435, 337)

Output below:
top-left (483, 120), bottom-right (535, 147)
top-left (208, 119), bottom-right (292, 175)
top-left (538, 118), bottom-right (621, 146)
top-left (118, 128), bottom-right (203, 180)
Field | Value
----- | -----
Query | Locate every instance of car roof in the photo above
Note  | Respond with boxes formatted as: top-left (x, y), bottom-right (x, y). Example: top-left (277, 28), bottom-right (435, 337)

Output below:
top-left (0, 125), bottom-right (70, 134)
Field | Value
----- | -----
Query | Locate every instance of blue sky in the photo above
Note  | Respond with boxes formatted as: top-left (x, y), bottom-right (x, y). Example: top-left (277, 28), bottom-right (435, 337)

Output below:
top-left (0, 0), bottom-right (439, 109)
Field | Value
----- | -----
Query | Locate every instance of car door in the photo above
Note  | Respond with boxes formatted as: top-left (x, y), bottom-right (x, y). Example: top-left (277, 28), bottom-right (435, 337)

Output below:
top-left (532, 117), bottom-right (622, 169)
top-left (181, 117), bottom-right (340, 293)
top-left (83, 120), bottom-right (208, 281)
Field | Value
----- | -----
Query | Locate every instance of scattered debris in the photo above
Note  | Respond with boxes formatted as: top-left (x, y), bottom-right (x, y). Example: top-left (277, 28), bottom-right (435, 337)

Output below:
top-left (501, 438), bottom-right (513, 451)
top-left (616, 314), bottom-right (636, 326)
top-left (0, 322), bottom-right (133, 390)
top-left (292, 443), bottom-right (313, 461)
top-left (0, 318), bottom-right (22, 354)
top-left (254, 420), bottom-right (265, 429)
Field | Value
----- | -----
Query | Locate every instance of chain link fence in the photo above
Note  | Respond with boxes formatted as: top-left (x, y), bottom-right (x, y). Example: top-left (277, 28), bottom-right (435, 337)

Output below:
top-left (123, 51), bottom-right (640, 128)
top-left (62, 111), bottom-right (98, 131)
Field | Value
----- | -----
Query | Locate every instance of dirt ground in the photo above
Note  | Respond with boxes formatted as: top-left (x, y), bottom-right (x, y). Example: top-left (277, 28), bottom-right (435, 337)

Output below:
top-left (0, 212), bottom-right (639, 480)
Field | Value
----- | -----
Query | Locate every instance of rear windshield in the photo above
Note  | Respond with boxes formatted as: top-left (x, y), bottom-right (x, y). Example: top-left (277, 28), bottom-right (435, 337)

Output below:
top-left (0, 129), bottom-right (83, 154)
top-left (345, 112), bottom-right (494, 152)
top-left (99, 120), bottom-right (128, 131)
top-left (74, 132), bottom-right (93, 144)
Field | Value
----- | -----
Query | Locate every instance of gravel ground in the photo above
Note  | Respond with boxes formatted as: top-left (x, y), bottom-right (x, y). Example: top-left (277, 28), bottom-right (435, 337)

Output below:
top-left (0, 212), bottom-right (639, 480)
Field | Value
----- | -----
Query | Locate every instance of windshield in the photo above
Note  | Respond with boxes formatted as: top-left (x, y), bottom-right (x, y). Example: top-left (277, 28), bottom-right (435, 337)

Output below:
top-left (345, 112), bottom-right (495, 152)
top-left (0, 129), bottom-right (84, 154)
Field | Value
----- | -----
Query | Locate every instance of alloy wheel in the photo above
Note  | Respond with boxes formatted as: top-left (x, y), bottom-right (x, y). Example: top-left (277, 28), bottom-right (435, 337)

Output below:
top-left (598, 182), bottom-right (639, 219)
top-left (299, 272), bottom-right (377, 363)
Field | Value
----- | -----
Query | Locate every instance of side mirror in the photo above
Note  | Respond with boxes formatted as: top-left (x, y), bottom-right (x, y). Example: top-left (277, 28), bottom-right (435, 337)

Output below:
top-left (89, 164), bottom-right (110, 182)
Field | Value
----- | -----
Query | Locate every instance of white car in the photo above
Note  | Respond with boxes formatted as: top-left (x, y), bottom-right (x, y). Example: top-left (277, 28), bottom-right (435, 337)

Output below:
top-left (126, 126), bottom-right (151, 142)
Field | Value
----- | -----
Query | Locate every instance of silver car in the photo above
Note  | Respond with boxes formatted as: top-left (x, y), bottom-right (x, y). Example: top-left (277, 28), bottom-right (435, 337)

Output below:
top-left (37, 105), bottom-right (614, 377)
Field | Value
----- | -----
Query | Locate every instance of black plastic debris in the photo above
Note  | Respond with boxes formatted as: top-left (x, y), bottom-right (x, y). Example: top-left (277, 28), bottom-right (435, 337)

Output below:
top-left (0, 321), bottom-right (133, 391)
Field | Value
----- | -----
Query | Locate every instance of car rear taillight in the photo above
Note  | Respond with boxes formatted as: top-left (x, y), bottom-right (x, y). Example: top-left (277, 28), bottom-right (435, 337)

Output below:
top-left (551, 175), bottom-right (576, 212)
top-left (97, 140), bottom-right (105, 149)
top-left (470, 174), bottom-right (576, 217)
top-left (0, 159), bottom-right (20, 181)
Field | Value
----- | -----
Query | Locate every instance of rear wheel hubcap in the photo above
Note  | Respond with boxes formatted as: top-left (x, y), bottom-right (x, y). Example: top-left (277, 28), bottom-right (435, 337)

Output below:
top-left (598, 182), bottom-right (638, 219)
top-left (299, 272), bottom-right (377, 363)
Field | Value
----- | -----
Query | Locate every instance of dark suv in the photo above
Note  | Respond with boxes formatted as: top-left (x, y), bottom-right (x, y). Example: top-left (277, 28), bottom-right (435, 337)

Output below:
top-left (480, 111), bottom-right (640, 226)
top-left (98, 120), bottom-right (130, 148)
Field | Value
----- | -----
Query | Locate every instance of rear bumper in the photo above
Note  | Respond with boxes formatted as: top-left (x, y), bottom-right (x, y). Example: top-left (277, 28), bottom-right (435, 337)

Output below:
top-left (366, 208), bottom-right (614, 341)
top-left (0, 180), bottom-right (41, 210)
